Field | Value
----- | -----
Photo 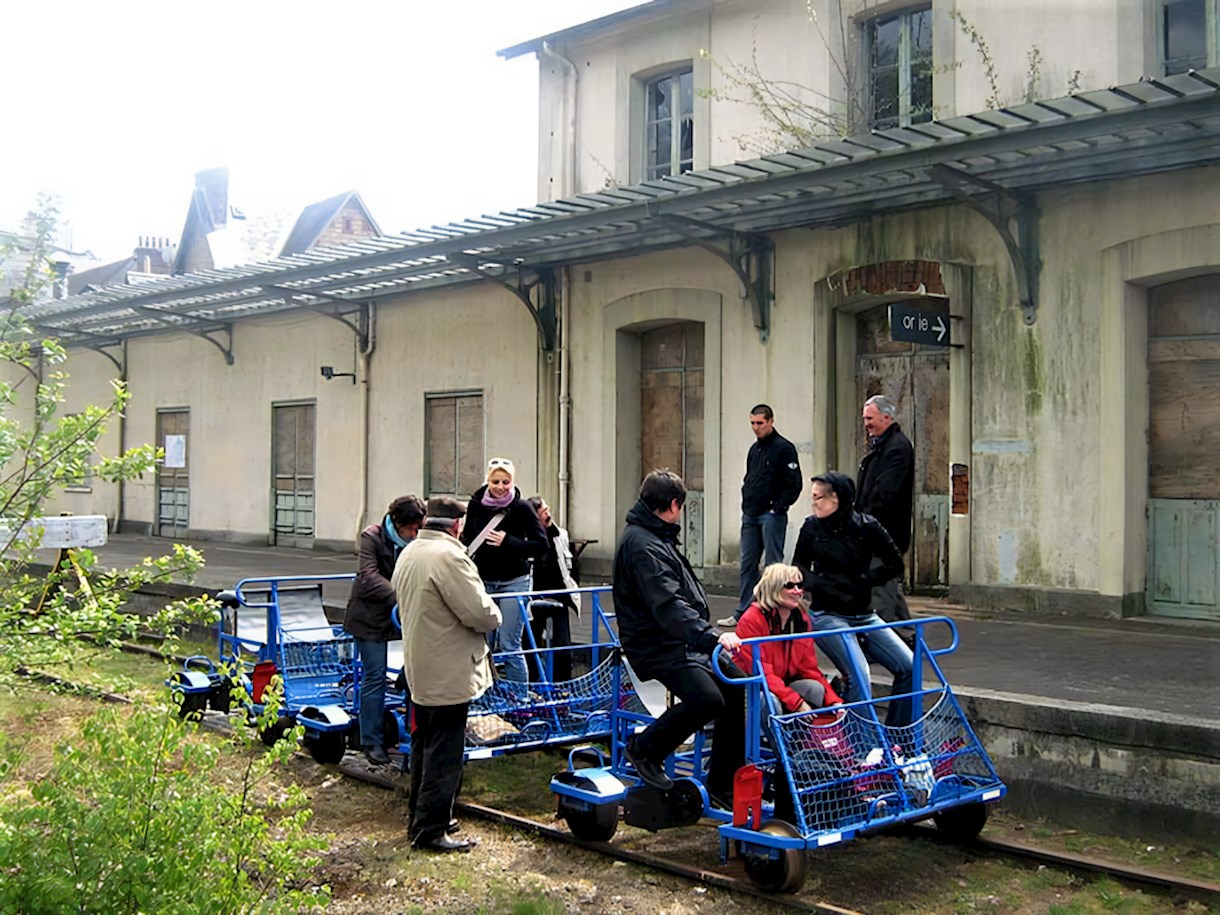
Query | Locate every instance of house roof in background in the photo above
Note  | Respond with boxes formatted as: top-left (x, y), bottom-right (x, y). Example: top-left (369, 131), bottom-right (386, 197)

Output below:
top-left (279, 191), bottom-right (382, 256)
top-left (21, 68), bottom-right (1220, 348)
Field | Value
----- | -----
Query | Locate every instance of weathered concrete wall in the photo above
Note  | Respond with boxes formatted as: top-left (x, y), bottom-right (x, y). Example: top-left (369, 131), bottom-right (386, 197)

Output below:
top-left (367, 282), bottom-right (542, 514)
top-left (959, 687), bottom-right (1220, 843)
top-left (121, 313), bottom-right (359, 544)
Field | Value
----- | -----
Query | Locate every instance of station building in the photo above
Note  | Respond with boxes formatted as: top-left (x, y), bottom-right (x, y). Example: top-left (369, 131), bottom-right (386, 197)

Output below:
top-left (24, 0), bottom-right (1220, 622)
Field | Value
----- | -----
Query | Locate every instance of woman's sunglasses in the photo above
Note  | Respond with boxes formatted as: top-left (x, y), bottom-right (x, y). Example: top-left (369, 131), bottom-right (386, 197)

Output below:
top-left (783, 581), bottom-right (804, 590)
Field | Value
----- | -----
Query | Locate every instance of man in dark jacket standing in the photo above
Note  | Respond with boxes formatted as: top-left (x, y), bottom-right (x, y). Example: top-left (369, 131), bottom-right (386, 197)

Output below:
top-left (793, 471), bottom-right (914, 727)
top-left (614, 470), bottom-right (744, 805)
top-left (725, 404), bottom-right (803, 626)
top-left (856, 395), bottom-right (915, 623)
top-left (343, 494), bottom-right (425, 766)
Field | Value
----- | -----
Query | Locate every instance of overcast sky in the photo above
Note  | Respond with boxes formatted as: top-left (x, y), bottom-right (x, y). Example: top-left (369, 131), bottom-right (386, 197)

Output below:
top-left (2, 1), bottom-right (640, 263)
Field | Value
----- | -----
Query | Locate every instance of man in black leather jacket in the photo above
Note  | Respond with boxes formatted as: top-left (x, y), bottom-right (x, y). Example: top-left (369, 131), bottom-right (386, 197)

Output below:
top-left (613, 470), bottom-right (744, 804)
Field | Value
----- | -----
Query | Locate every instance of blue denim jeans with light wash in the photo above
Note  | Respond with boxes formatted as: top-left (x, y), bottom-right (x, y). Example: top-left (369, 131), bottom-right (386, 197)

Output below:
top-left (485, 573), bottom-right (532, 684)
top-left (810, 612), bottom-right (915, 728)
top-left (353, 636), bottom-right (388, 748)
top-left (738, 510), bottom-right (788, 615)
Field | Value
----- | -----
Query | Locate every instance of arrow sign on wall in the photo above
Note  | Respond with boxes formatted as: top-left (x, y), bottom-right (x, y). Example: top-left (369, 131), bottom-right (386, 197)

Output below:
top-left (889, 303), bottom-right (953, 347)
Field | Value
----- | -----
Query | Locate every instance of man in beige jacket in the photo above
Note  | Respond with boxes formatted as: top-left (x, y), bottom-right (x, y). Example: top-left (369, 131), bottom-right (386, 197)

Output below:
top-left (392, 496), bottom-right (501, 852)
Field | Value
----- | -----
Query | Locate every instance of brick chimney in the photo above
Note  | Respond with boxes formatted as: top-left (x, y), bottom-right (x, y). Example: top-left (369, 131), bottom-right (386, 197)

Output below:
top-left (133, 236), bottom-right (174, 274)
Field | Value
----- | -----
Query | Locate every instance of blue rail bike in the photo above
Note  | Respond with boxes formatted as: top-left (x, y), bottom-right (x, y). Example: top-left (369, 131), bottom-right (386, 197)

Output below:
top-left (549, 616), bottom-right (1006, 893)
top-left (391, 585), bottom-right (644, 766)
top-left (169, 574), bottom-right (360, 765)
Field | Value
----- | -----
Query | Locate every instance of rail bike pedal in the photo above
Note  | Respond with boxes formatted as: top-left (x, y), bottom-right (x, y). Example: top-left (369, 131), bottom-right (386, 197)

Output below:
top-left (623, 779), bottom-right (704, 832)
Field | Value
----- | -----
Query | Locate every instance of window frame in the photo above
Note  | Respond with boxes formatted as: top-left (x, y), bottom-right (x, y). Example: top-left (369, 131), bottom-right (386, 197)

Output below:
top-left (1158, 0), bottom-right (1217, 75)
top-left (643, 68), bottom-right (694, 181)
top-left (865, 5), bottom-right (934, 132)
top-left (423, 389), bottom-right (485, 499)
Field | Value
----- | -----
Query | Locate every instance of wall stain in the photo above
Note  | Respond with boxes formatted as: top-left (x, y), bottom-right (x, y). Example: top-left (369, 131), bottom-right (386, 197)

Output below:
top-left (1024, 329), bottom-right (1043, 416)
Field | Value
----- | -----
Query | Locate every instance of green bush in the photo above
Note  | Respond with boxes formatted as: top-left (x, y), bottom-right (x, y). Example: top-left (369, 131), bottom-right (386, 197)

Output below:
top-left (0, 698), bottom-right (330, 913)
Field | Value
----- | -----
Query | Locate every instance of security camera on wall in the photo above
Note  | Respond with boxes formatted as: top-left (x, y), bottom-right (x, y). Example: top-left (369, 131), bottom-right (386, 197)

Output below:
top-left (320, 366), bottom-right (335, 379)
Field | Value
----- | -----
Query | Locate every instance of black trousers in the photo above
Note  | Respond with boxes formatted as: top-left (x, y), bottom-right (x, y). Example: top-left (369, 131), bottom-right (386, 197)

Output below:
top-left (529, 603), bottom-right (573, 682)
top-left (408, 701), bottom-right (469, 845)
top-left (633, 659), bottom-right (746, 798)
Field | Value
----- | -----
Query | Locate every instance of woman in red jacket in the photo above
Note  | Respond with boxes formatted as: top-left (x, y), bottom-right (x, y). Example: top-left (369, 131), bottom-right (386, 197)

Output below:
top-left (736, 563), bottom-right (841, 714)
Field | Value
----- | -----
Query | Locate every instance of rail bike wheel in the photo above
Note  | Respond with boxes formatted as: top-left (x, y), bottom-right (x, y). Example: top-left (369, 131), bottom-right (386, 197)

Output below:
top-left (933, 801), bottom-right (989, 841)
top-left (559, 798), bottom-right (619, 842)
top-left (308, 730), bottom-right (348, 765)
top-left (170, 673), bottom-right (207, 720)
top-left (258, 715), bottom-right (294, 747)
top-left (742, 819), bottom-right (808, 894)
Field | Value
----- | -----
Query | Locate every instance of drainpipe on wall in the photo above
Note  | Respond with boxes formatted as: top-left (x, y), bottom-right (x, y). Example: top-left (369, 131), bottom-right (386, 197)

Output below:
top-left (540, 41), bottom-right (577, 527)
top-left (540, 40), bottom-right (577, 199)
top-left (356, 303), bottom-right (376, 538)
top-left (114, 339), bottom-right (128, 533)
top-left (557, 267), bottom-right (572, 528)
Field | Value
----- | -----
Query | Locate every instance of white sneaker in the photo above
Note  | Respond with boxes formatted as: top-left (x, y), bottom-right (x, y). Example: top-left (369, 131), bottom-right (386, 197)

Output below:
top-left (715, 616), bottom-right (738, 628)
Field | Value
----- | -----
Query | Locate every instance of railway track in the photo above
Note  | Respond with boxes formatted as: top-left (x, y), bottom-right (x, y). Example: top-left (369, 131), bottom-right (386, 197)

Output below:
top-left (19, 646), bottom-right (1220, 911)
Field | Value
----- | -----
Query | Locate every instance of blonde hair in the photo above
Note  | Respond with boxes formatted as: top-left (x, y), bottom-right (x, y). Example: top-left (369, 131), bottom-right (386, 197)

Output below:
top-left (753, 563), bottom-right (805, 613)
top-left (486, 457), bottom-right (515, 481)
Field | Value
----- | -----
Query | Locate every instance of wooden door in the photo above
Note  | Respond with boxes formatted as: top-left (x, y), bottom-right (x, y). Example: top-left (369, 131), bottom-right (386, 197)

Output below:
top-left (1146, 275), bottom-right (1220, 620)
top-left (640, 322), bottom-right (705, 566)
top-left (855, 303), bottom-right (950, 588)
top-left (272, 403), bottom-right (316, 548)
top-left (156, 409), bottom-right (189, 537)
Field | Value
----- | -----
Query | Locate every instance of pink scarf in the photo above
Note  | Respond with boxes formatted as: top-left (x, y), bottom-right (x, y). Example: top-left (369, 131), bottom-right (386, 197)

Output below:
top-left (480, 484), bottom-right (516, 510)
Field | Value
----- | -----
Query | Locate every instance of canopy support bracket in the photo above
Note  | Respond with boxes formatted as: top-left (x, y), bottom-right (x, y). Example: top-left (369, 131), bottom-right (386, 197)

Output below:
top-left (928, 164), bottom-right (1040, 325)
top-left (652, 213), bottom-right (773, 342)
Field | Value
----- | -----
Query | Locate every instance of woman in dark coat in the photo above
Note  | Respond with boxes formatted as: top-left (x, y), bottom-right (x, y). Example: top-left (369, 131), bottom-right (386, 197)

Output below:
top-left (525, 495), bottom-right (581, 682)
top-left (792, 471), bottom-right (914, 727)
top-left (460, 458), bottom-right (547, 684)
top-left (343, 494), bottom-right (425, 765)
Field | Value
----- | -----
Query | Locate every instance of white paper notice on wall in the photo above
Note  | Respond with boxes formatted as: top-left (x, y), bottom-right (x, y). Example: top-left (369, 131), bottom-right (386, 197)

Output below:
top-left (0, 515), bottom-right (109, 549)
top-left (163, 434), bottom-right (186, 468)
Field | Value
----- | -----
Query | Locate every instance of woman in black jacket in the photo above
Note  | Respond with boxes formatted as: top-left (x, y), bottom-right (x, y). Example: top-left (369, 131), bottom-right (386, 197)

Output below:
top-left (461, 458), bottom-right (547, 684)
top-left (792, 471), bottom-right (914, 727)
top-left (343, 494), bottom-right (425, 765)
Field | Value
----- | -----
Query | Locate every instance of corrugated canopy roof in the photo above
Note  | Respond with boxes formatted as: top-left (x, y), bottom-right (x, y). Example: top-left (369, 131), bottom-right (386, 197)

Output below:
top-left (24, 68), bottom-right (1220, 349)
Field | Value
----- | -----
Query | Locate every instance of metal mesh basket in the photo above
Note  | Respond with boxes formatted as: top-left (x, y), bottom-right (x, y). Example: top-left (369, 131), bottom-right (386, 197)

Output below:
top-left (465, 652), bottom-right (627, 749)
top-left (770, 690), bottom-right (996, 837)
top-left (278, 631), bottom-right (353, 704)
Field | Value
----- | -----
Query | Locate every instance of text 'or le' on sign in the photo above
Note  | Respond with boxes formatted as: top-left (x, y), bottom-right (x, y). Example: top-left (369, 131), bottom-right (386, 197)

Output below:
top-left (888, 303), bottom-right (952, 347)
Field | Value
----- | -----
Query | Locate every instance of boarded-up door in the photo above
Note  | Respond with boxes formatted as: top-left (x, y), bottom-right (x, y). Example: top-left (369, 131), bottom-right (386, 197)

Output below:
top-left (156, 409), bottom-right (189, 537)
top-left (641, 322), bottom-right (705, 566)
top-left (1146, 275), bottom-right (1220, 620)
top-left (856, 303), bottom-right (950, 587)
top-left (272, 402), bottom-right (316, 548)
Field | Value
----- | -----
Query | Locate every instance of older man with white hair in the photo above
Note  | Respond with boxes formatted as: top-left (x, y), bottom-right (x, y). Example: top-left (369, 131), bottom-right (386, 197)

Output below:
top-left (857, 394), bottom-right (915, 624)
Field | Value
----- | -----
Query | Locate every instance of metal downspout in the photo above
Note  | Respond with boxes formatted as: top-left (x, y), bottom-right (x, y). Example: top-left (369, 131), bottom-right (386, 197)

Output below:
top-left (540, 41), bottom-right (578, 200)
top-left (540, 41), bottom-right (577, 528)
top-left (356, 303), bottom-right (376, 537)
top-left (115, 339), bottom-right (128, 532)
top-left (558, 267), bottom-right (572, 528)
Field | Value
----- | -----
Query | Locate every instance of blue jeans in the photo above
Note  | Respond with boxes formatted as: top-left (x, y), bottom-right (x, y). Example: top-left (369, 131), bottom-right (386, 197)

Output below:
top-left (738, 510), bottom-right (788, 615)
top-left (353, 636), bottom-right (388, 748)
top-left (485, 573), bottom-right (531, 684)
top-left (810, 612), bottom-right (915, 728)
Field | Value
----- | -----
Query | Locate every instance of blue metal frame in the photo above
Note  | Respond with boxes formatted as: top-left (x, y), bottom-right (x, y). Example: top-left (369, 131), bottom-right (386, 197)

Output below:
top-left (550, 616), bottom-right (1006, 861)
top-left (392, 585), bottom-right (636, 765)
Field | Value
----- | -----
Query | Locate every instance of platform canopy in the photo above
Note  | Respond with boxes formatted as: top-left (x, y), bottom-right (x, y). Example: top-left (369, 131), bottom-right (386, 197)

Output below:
top-left (23, 68), bottom-right (1220, 348)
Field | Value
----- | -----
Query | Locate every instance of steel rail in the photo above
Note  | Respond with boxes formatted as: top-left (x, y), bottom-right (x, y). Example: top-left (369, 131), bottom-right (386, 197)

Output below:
top-left (337, 759), bottom-right (858, 915)
top-left (903, 823), bottom-right (1220, 904)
